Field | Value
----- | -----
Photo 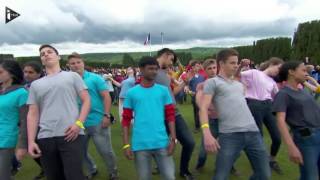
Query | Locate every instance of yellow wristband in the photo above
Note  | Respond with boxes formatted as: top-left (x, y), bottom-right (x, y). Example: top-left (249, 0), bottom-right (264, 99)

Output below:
top-left (316, 86), bottom-right (320, 93)
top-left (201, 123), bottom-right (209, 129)
top-left (75, 120), bottom-right (85, 129)
top-left (122, 144), bottom-right (130, 150)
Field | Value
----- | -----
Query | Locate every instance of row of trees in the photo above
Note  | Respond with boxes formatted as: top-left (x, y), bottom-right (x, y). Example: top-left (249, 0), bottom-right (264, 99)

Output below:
top-left (234, 37), bottom-right (292, 64)
top-left (235, 20), bottom-right (320, 64)
top-left (0, 54), bottom-right (14, 61)
top-left (292, 20), bottom-right (320, 63)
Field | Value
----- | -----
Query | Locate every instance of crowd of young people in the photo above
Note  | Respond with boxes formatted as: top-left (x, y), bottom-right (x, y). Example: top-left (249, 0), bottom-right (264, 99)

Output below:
top-left (0, 45), bottom-right (320, 180)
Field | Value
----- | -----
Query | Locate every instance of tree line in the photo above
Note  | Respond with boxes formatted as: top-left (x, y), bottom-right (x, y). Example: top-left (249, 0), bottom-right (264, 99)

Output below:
top-left (235, 20), bottom-right (320, 64)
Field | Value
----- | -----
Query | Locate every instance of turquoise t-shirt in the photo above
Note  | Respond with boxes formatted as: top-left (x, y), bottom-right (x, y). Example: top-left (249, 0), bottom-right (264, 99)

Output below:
top-left (124, 83), bottom-right (173, 151)
top-left (0, 87), bottom-right (28, 148)
top-left (82, 71), bottom-right (109, 127)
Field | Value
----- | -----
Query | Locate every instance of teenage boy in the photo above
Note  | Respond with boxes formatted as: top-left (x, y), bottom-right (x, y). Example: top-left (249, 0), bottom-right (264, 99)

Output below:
top-left (67, 52), bottom-right (118, 179)
top-left (27, 45), bottom-right (90, 180)
top-left (200, 49), bottom-right (271, 180)
top-left (122, 56), bottom-right (177, 180)
top-left (155, 48), bottom-right (196, 179)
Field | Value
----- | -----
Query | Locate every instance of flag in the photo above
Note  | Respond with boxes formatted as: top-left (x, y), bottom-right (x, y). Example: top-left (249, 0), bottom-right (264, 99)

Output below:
top-left (144, 33), bottom-right (150, 45)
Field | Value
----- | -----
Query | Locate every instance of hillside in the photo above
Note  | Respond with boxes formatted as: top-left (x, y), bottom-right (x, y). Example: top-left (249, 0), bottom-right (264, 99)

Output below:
top-left (15, 47), bottom-right (222, 65)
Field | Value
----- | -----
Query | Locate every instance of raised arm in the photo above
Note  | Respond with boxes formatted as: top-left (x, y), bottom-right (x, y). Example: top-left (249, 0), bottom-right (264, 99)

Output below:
top-left (304, 76), bottom-right (320, 93)
top-left (109, 77), bottom-right (122, 87)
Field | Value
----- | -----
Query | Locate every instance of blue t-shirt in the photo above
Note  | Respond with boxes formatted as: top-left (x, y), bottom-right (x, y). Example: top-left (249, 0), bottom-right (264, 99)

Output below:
top-left (189, 74), bottom-right (206, 92)
top-left (124, 84), bottom-right (173, 151)
top-left (0, 87), bottom-right (28, 148)
top-left (82, 71), bottom-right (109, 127)
top-left (119, 76), bottom-right (135, 99)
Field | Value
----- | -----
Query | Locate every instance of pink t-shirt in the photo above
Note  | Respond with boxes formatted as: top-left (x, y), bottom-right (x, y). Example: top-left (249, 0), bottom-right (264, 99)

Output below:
top-left (241, 69), bottom-right (278, 101)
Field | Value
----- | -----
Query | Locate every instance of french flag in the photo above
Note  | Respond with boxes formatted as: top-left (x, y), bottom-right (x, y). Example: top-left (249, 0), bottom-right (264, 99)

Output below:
top-left (144, 33), bottom-right (150, 45)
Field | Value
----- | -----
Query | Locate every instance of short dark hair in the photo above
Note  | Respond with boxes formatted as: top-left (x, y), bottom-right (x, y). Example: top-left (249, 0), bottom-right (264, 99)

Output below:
top-left (39, 44), bottom-right (59, 55)
top-left (0, 60), bottom-right (24, 85)
top-left (157, 48), bottom-right (177, 64)
top-left (279, 61), bottom-right (303, 81)
top-left (139, 56), bottom-right (159, 68)
top-left (67, 52), bottom-right (82, 60)
top-left (190, 60), bottom-right (201, 67)
top-left (216, 48), bottom-right (239, 64)
top-left (23, 61), bottom-right (42, 74)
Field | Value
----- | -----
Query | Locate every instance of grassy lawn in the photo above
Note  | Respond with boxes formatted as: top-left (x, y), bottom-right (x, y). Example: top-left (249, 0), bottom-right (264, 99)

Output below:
top-left (15, 102), bottom-right (299, 180)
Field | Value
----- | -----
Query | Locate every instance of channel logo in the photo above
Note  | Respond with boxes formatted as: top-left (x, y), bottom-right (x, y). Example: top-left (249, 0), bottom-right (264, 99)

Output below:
top-left (5, 7), bottom-right (20, 24)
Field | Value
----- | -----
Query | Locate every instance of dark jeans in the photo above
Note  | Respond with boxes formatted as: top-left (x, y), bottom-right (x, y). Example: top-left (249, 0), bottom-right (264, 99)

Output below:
top-left (191, 96), bottom-right (200, 129)
top-left (34, 138), bottom-right (44, 171)
top-left (183, 92), bottom-right (187, 102)
top-left (247, 99), bottom-right (281, 157)
top-left (114, 87), bottom-right (120, 103)
top-left (175, 113), bottom-right (196, 174)
top-left (197, 119), bottom-right (219, 168)
top-left (110, 91), bottom-right (115, 104)
top-left (38, 136), bottom-right (85, 180)
top-left (293, 128), bottom-right (320, 180)
top-left (34, 157), bottom-right (42, 169)
top-left (213, 132), bottom-right (271, 180)
top-left (12, 155), bottom-right (20, 170)
top-left (0, 148), bottom-right (14, 180)
top-left (175, 90), bottom-right (184, 104)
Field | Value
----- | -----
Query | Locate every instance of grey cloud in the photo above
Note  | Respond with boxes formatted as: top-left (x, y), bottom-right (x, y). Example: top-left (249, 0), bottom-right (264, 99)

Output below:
top-left (0, 2), bottom-right (297, 46)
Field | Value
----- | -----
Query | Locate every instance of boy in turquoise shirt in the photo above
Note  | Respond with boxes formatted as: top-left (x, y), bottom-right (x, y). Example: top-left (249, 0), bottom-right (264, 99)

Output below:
top-left (68, 52), bottom-right (118, 179)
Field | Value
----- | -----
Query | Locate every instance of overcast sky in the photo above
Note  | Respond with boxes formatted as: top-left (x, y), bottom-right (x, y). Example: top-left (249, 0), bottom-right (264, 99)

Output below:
top-left (0, 0), bottom-right (319, 56)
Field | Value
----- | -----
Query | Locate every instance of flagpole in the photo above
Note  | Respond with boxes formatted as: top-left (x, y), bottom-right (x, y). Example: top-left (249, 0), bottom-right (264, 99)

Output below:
top-left (149, 33), bottom-right (152, 56)
top-left (161, 32), bottom-right (164, 48)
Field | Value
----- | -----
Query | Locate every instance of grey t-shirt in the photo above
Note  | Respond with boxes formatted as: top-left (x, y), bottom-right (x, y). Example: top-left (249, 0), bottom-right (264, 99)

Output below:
top-left (203, 76), bottom-right (259, 133)
top-left (155, 69), bottom-right (176, 104)
top-left (155, 69), bottom-right (181, 115)
top-left (27, 71), bottom-right (87, 139)
top-left (273, 86), bottom-right (320, 129)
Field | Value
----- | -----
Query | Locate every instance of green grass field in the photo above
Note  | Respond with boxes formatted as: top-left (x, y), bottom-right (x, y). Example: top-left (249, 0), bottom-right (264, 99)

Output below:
top-left (15, 102), bottom-right (299, 180)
